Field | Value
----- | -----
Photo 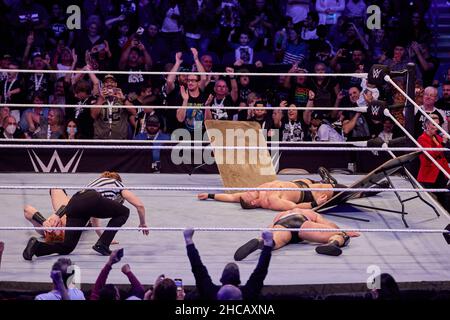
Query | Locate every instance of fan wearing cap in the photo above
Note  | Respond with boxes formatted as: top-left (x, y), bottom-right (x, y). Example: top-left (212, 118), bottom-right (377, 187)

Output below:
top-left (24, 50), bottom-right (54, 102)
top-left (91, 74), bottom-right (136, 139)
top-left (245, 99), bottom-right (275, 133)
top-left (309, 111), bottom-right (345, 142)
top-left (183, 228), bottom-right (274, 300)
top-left (134, 114), bottom-right (170, 163)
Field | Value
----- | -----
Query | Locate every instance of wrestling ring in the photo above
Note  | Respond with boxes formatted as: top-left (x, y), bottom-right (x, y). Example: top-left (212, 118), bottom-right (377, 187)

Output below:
top-left (0, 66), bottom-right (449, 297)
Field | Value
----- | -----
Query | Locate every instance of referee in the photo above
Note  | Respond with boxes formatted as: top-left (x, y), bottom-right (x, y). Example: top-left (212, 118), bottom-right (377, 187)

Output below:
top-left (23, 172), bottom-right (148, 260)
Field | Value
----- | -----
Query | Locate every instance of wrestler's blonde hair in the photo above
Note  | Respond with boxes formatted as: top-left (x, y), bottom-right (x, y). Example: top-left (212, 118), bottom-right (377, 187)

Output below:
top-left (100, 171), bottom-right (122, 182)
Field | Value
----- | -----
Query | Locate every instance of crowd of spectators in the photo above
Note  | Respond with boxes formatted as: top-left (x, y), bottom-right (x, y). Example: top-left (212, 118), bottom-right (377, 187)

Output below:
top-left (0, 0), bottom-right (447, 146)
top-left (29, 230), bottom-right (275, 301)
top-left (1, 231), bottom-right (448, 301)
top-left (2, 230), bottom-right (441, 301)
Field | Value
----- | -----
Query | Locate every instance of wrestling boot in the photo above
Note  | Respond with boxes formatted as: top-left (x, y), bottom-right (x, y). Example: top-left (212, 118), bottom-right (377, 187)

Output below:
top-left (23, 237), bottom-right (39, 261)
top-left (318, 167), bottom-right (338, 185)
top-left (361, 180), bottom-right (390, 198)
top-left (92, 243), bottom-right (112, 256)
top-left (234, 238), bottom-right (264, 261)
top-left (315, 232), bottom-right (350, 256)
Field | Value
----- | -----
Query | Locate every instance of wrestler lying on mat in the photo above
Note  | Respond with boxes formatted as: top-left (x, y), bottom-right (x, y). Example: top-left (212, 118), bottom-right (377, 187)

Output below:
top-left (199, 167), bottom-right (387, 211)
top-left (234, 208), bottom-right (360, 260)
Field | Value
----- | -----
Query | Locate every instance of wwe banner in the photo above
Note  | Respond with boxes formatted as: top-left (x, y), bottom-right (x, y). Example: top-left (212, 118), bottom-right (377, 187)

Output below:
top-left (0, 142), bottom-right (394, 174)
top-left (0, 144), bottom-right (153, 173)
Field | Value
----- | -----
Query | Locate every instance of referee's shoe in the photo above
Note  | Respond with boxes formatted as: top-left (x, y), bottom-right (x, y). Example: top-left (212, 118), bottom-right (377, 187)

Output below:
top-left (92, 243), bottom-right (112, 256)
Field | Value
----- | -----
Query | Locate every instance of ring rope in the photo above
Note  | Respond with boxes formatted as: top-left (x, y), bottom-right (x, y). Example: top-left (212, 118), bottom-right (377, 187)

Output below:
top-left (0, 68), bottom-right (368, 78)
top-left (0, 226), bottom-right (448, 233)
top-left (0, 139), bottom-right (393, 145)
top-left (385, 76), bottom-right (450, 141)
top-left (0, 144), bottom-right (447, 152)
top-left (0, 185), bottom-right (448, 193)
top-left (0, 102), bottom-right (366, 111)
top-left (384, 109), bottom-right (450, 180)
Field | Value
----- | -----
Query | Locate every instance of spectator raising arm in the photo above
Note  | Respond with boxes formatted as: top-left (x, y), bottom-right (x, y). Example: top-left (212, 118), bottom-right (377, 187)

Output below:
top-left (139, 42), bottom-right (153, 70)
top-left (411, 42), bottom-right (434, 72)
top-left (191, 48), bottom-right (207, 90)
top-left (105, 15), bottom-right (126, 29)
top-left (50, 270), bottom-right (70, 300)
top-left (303, 91), bottom-right (315, 125)
top-left (90, 249), bottom-right (123, 300)
top-left (166, 52), bottom-right (183, 94)
top-left (343, 112), bottom-right (361, 135)
top-left (183, 229), bottom-right (218, 299)
top-left (283, 63), bottom-right (299, 89)
top-left (241, 231), bottom-right (274, 299)
top-left (273, 101), bottom-right (287, 128)
top-left (121, 264), bottom-right (145, 299)
top-left (226, 67), bottom-right (239, 103)
top-left (349, 23), bottom-right (369, 51)
top-left (22, 32), bottom-right (34, 68)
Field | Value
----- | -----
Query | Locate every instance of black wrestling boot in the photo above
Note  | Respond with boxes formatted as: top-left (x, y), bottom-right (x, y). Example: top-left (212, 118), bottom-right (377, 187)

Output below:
top-left (315, 241), bottom-right (342, 256)
top-left (92, 243), bottom-right (112, 256)
top-left (318, 167), bottom-right (338, 185)
top-left (234, 239), bottom-right (264, 261)
top-left (315, 233), bottom-right (350, 256)
top-left (23, 237), bottom-right (38, 261)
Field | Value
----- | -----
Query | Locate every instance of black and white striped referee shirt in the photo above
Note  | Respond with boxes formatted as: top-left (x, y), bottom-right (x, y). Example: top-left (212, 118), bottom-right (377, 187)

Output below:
top-left (85, 177), bottom-right (125, 204)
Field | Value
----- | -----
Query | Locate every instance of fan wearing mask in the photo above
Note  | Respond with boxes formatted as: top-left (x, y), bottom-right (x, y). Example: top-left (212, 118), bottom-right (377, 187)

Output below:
top-left (0, 116), bottom-right (26, 139)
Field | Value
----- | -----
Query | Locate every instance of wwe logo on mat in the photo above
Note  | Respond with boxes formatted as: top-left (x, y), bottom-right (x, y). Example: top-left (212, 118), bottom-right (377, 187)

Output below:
top-left (28, 150), bottom-right (84, 173)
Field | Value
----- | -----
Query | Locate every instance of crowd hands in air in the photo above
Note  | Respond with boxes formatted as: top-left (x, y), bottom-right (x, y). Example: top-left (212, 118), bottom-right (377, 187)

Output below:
top-left (0, 0), bottom-right (447, 146)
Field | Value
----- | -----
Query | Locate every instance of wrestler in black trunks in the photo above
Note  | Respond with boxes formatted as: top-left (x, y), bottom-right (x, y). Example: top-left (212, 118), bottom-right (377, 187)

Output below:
top-left (273, 213), bottom-right (309, 244)
top-left (291, 180), bottom-right (347, 204)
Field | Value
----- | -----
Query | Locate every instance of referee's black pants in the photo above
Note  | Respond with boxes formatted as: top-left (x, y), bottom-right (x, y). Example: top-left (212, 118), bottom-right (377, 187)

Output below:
top-left (35, 190), bottom-right (130, 257)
